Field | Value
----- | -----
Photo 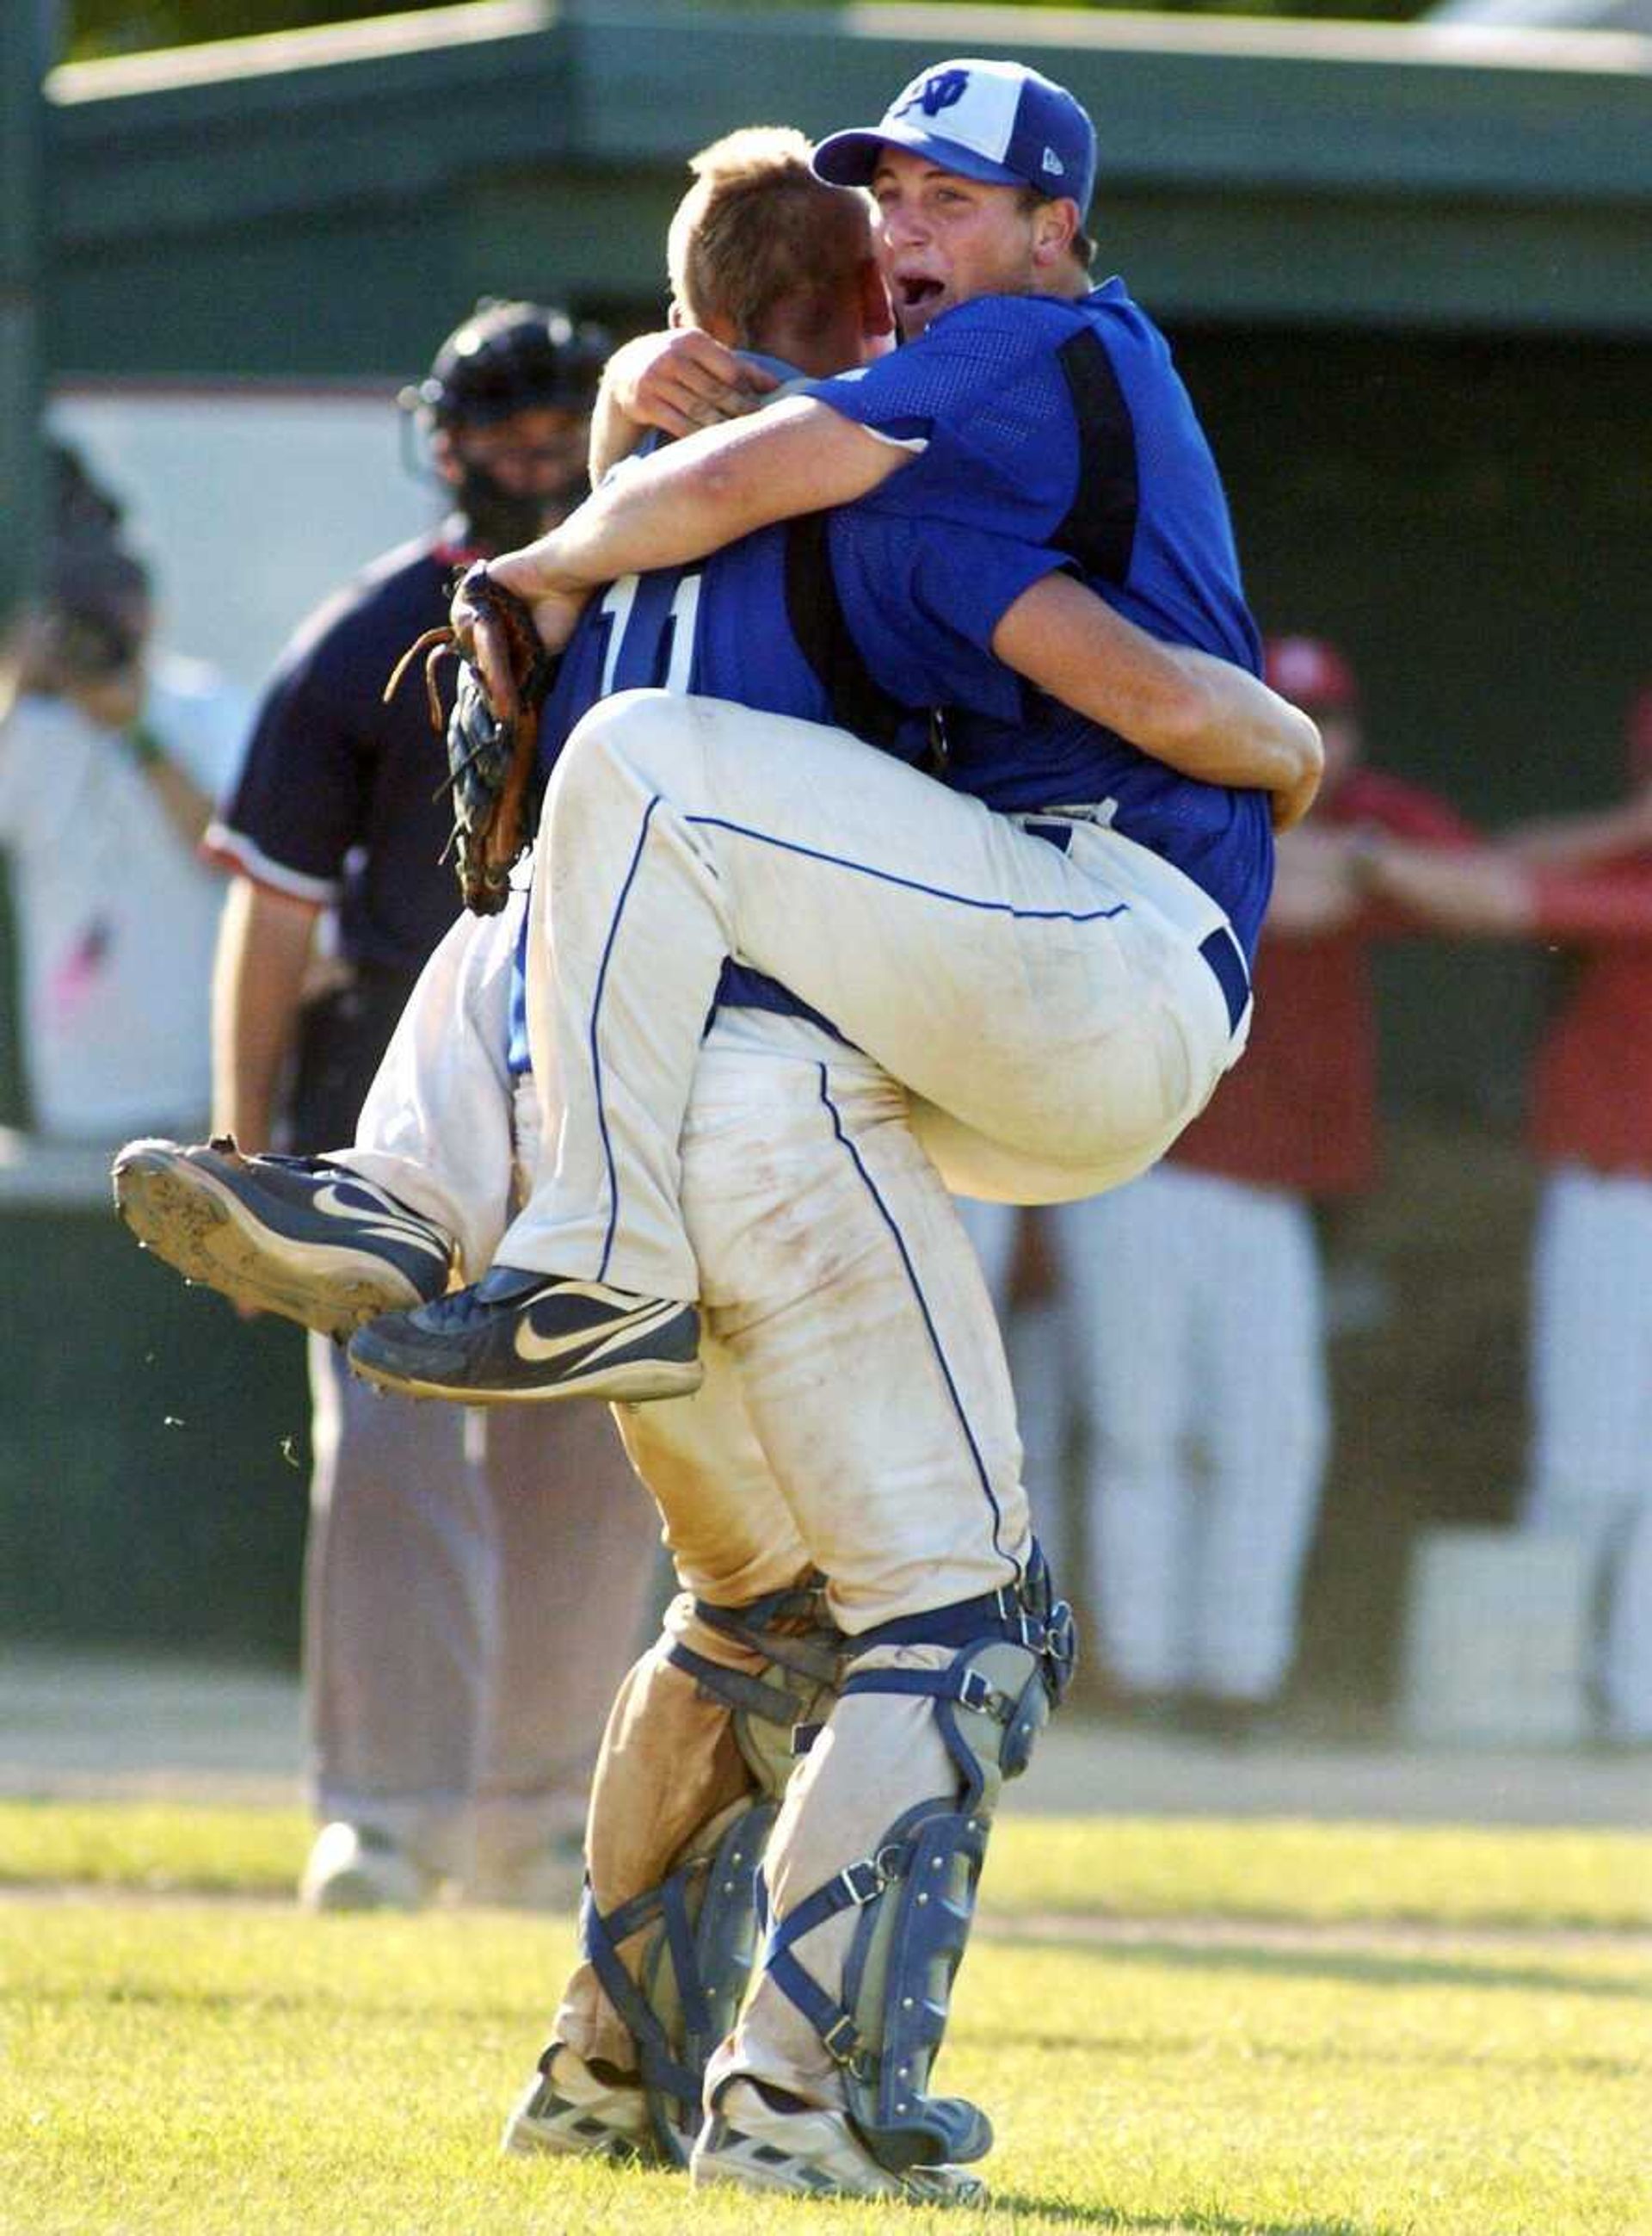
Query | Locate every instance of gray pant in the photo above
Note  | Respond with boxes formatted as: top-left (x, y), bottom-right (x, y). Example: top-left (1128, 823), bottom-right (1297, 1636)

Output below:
top-left (305, 1335), bottom-right (660, 1886)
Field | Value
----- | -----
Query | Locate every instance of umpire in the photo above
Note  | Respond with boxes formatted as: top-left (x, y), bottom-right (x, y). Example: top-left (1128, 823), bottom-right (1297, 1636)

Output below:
top-left (203, 303), bottom-right (661, 1910)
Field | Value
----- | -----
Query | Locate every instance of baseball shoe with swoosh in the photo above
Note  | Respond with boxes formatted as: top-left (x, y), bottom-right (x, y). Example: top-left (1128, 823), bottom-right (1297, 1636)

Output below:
top-left (346, 1265), bottom-right (702, 1405)
top-left (112, 1137), bottom-right (453, 1343)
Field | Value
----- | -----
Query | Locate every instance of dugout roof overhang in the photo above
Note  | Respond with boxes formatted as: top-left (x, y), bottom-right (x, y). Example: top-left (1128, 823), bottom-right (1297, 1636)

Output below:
top-left (42, 0), bottom-right (1652, 375)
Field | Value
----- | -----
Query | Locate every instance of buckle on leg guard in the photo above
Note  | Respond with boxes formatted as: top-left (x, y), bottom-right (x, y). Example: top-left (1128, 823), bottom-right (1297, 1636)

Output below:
top-left (837, 1858), bottom-right (885, 1907)
top-left (821, 2013), bottom-right (863, 2066)
top-left (836, 1843), bottom-right (904, 1908)
top-left (955, 1667), bottom-right (1014, 1722)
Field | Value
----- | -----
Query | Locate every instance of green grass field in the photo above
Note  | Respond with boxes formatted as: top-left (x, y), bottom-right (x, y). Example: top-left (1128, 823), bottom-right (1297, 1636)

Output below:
top-left (3, 1803), bottom-right (1649, 2235)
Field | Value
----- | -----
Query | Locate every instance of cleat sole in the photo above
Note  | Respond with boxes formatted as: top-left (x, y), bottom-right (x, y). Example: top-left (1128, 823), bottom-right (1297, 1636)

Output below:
top-left (345, 1350), bottom-right (705, 1408)
top-left (114, 1150), bottom-right (429, 1343)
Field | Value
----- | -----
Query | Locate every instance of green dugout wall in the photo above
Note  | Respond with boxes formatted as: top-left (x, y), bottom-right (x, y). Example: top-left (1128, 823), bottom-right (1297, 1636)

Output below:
top-left (6, 4), bottom-right (1651, 1686)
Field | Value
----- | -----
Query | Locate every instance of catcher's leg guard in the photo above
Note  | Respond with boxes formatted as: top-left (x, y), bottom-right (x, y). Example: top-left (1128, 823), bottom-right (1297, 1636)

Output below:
top-left (581, 1582), bottom-right (843, 2165)
top-left (755, 1548), bottom-right (1075, 2177)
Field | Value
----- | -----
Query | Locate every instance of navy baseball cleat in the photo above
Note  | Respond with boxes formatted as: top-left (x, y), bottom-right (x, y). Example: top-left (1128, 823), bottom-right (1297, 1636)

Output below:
top-left (112, 1137), bottom-right (453, 1343)
top-left (346, 1265), bottom-right (702, 1405)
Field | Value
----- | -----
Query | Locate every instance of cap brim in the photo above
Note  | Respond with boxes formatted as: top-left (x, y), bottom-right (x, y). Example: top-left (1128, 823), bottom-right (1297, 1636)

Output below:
top-left (812, 121), bottom-right (1028, 192)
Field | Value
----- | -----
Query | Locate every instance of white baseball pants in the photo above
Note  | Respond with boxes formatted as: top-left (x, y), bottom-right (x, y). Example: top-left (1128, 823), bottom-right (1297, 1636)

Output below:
top-left (1525, 1164), bottom-right (1652, 1742)
top-left (557, 1011), bottom-right (1033, 2098)
top-left (343, 905), bottom-right (1036, 2104)
top-left (498, 689), bottom-right (1248, 1300)
top-left (952, 1195), bottom-right (1076, 1580)
top-left (1052, 1160), bottom-right (1328, 1703)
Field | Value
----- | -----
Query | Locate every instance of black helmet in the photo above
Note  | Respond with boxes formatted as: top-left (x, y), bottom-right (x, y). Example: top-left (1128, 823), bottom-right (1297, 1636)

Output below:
top-left (404, 300), bottom-right (607, 428)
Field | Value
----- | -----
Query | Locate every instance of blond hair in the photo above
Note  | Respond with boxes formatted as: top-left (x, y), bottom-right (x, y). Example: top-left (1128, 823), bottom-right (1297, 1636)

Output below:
top-left (667, 127), bottom-right (871, 351)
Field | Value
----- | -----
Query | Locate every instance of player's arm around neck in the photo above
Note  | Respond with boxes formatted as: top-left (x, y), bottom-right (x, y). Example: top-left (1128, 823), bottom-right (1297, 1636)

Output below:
top-left (495, 397), bottom-right (903, 608)
top-left (992, 573), bottom-right (1324, 831)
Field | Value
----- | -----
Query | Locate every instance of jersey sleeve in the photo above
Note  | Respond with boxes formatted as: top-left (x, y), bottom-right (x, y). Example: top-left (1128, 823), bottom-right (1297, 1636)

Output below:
top-left (810, 301), bottom-right (1082, 543)
top-left (1340, 769), bottom-right (1480, 845)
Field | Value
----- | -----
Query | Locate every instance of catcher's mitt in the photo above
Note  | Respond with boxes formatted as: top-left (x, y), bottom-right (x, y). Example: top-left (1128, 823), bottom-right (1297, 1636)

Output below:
top-left (385, 561), bottom-right (556, 914)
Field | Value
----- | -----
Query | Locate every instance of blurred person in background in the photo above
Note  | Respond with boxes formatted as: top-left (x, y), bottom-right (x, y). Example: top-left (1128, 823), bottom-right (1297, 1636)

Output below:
top-left (1366, 685), bottom-right (1652, 1749)
top-left (0, 510), bottom-right (249, 1142)
top-left (199, 301), bottom-right (659, 1909)
top-left (1045, 637), bottom-right (1476, 1739)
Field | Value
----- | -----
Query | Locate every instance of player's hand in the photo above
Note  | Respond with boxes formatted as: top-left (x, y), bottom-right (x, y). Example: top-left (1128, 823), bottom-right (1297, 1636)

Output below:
top-left (609, 327), bottom-right (780, 441)
top-left (525, 584), bottom-right (588, 658)
top-left (453, 552), bottom-right (589, 683)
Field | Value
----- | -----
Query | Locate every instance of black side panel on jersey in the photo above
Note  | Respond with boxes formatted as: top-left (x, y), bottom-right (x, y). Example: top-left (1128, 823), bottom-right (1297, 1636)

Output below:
top-left (1053, 329), bottom-right (1139, 587)
top-left (784, 513), bottom-right (906, 749)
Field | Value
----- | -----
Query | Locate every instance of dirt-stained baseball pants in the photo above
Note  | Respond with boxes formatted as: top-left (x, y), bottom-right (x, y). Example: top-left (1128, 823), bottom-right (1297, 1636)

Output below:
top-left (347, 911), bottom-right (1034, 2109)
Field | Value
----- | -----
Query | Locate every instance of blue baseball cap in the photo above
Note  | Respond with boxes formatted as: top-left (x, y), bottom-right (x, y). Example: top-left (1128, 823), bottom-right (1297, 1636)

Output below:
top-left (813, 59), bottom-right (1096, 216)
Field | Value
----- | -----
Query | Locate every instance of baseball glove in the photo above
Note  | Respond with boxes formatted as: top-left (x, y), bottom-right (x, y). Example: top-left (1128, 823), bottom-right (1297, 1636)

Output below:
top-left (385, 562), bottom-right (556, 915)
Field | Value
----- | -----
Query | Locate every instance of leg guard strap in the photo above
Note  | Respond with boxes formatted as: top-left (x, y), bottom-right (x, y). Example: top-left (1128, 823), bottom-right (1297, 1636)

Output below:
top-left (841, 1655), bottom-right (1047, 1797)
top-left (752, 1628), bottom-right (1067, 2175)
top-left (583, 1797), bottom-right (777, 2164)
top-left (753, 1835), bottom-right (911, 2074)
top-left (692, 1578), bottom-right (844, 1689)
top-left (757, 1794), bottom-right (994, 2171)
top-left (666, 1589), bottom-right (846, 1801)
top-left (665, 1641), bottom-right (824, 1748)
top-left (847, 1539), bottom-right (1077, 1709)
top-left (581, 1881), bottom-right (702, 2124)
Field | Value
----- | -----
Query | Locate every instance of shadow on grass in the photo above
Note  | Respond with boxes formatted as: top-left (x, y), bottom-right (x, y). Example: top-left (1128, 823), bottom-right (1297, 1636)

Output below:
top-left (980, 1926), bottom-right (1651, 2002)
top-left (987, 2194), bottom-right (1403, 2235)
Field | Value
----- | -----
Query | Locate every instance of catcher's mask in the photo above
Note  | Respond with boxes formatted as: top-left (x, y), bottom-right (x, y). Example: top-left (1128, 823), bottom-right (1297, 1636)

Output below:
top-left (399, 299), bottom-right (608, 548)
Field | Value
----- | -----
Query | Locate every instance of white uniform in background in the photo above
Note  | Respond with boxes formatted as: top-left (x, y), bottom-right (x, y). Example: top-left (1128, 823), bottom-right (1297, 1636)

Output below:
top-left (1051, 1162), bottom-right (1328, 1707)
top-left (0, 655), bottom-right (247, 1140)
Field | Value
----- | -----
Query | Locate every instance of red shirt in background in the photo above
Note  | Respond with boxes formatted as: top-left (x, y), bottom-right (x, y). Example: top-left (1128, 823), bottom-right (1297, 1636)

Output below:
top-left (1528, 856), bottom-right (1652, 1175)
top-left (1172, 769), bottom-right (1476, 1196)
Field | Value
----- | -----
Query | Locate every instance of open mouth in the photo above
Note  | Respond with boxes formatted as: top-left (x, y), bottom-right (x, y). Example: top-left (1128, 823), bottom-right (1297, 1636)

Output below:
top-left (896, 275), bottom-right (946, 313)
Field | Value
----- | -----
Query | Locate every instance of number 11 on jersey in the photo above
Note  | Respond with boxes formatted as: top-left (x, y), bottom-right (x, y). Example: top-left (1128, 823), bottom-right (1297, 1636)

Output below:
top-left (596, 570), bottom-right (704, 700)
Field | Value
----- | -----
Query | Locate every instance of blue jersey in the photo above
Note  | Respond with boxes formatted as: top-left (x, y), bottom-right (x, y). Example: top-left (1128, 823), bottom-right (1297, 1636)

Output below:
top-left (811, 282), bottom-right (1273, 952)
top-left (506, 297), bottom-right (1272, 1065)
top-left (507, 380), bottom-right (1068, 1066)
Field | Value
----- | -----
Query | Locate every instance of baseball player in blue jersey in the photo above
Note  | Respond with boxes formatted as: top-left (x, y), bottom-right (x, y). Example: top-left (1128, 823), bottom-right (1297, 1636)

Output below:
top-left (347, 58), bottom-right (1277, 1408)
top-left (114, 111), bottom-right (1315, 2201)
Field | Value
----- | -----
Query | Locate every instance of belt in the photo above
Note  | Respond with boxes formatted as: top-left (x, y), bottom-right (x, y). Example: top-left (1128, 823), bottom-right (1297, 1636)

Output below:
top-left (1019, 815), bottom-right (1251, 1036)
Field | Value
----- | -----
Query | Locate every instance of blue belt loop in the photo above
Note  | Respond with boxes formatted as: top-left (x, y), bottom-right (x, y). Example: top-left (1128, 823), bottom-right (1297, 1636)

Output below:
top-left (1198, 925), bottom-right (1250, 1035)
